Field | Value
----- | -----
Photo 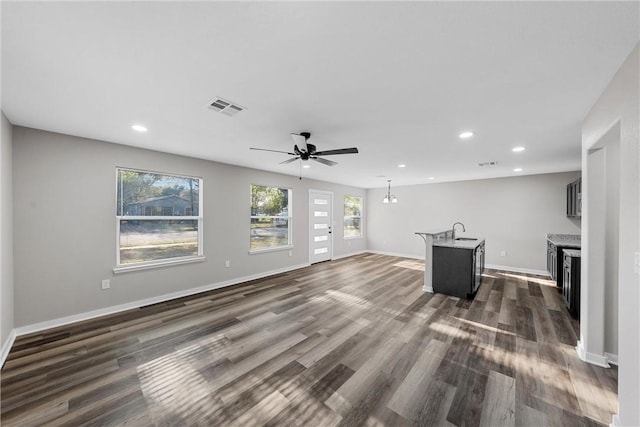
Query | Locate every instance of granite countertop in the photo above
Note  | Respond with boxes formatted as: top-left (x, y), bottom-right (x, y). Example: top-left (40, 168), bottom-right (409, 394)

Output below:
top-left (563, 249), bottom-right (582, 258)
top-left (433, 237), bottom-right (485, 250)
top-left (547, 233), bottom-right (581, 248)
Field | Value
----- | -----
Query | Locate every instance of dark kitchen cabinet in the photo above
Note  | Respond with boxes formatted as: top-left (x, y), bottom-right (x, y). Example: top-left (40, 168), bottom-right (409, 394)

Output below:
top-left (567, 178), bottom-right (582, 218)
top-left (547, 240), bottom-right (557, 281)
top-left (562, 250), bottom-right (581, 319)
top-left (433, 241), bottom-right (485, 299)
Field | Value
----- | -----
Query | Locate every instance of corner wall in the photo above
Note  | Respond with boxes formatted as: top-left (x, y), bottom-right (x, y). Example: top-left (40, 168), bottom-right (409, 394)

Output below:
top-left (582, 42), bottom-right (639, 426)
top-left (366, 172), bottom-right (581, 273)
top-left (1, 112), bottom-right (15, 362)
top-left (12, 127), bottom-right (367, 328)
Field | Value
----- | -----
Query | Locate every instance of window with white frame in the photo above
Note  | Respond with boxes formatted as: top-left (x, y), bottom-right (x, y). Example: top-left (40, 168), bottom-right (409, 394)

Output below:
top-left (116, 168), bottom-right (203, 268)
top-left (344, 195), bottom-right (363, 238)
top-left (250, 184), bottom-right (292, 251)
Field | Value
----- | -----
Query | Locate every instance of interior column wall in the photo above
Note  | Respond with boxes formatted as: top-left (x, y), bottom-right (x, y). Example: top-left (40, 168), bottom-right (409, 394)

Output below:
top-left (582, 43), bottom-right (639, 426)
top-left (0, 112), bottom-right (15, 361)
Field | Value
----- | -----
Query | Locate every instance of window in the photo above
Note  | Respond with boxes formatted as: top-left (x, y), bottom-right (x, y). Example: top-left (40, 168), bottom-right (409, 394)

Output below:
top-left (344, 195), bottom-right (363, 238)
top-left (116, 168), bottom-right (203, 270)
top-left (250, 184), bottom-right (292, 251)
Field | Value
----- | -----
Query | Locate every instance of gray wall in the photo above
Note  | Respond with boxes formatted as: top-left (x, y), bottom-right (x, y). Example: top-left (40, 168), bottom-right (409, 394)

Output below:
top-left (366, 172), bottom-right (581, 273)
top-left (582, 42), bottom-right (639, 426)
top-left (1, 112), bottom-right (14, 351)
top-left (12, 127), bottom-right (366, 327)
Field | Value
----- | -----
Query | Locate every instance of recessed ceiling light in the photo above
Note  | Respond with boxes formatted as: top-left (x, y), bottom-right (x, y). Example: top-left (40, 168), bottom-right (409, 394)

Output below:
top-left (513, 168), bottom-right (523, 172)
top-left (512, 146), bottom-right (525, 152)
top-left (302, 165), bottom-right (310, 169)
top-left (131, 124), bottom-right (147, 133)
top-left (459, 131), bottom-right (474, 139)
top-left (428, 177), bottom-right (435, 180)
top-left (398, 164), bottom-right (406, 168)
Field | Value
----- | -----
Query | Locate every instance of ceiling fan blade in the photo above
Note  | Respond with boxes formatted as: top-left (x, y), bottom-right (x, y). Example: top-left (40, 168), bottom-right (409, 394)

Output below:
top-left (311, 157), bottom-right (337, 166)
top-left (280, 157), bottom-right (299, 165)
top-left (313, 147), bottom-right (359, 156)
top-left (291, 133), bottom-right (308, 153)
top-left (250, 147), bottom-right (296, 155)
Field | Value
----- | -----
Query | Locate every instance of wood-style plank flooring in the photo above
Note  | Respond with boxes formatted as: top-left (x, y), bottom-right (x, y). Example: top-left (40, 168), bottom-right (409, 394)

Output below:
top-left (1, 254), bottom-right (617, 426)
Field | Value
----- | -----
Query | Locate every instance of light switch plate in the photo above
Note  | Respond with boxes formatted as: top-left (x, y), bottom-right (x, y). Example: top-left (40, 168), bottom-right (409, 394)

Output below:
top-left (634, 252), bottom-right (640, 275)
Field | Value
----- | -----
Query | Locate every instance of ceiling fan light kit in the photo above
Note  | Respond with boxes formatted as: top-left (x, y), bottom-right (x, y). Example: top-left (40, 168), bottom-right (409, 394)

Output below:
top-left (250, 132), bottom-right (359, 168)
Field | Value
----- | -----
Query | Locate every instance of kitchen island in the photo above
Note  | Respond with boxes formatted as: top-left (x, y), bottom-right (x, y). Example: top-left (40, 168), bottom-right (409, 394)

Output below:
top-left (416, 229), bottom-right (485, 298)
top-left (432, 237), bottom-right (485, 298)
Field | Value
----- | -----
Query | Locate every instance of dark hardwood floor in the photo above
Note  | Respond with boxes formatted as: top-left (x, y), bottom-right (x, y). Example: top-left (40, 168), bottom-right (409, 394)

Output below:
top-left (1, 254), bottom-right (617, 426)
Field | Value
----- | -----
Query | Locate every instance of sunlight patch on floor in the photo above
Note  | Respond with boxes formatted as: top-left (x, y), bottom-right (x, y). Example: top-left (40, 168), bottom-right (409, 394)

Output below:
top-left (393, 260), bottom-right (425, 271)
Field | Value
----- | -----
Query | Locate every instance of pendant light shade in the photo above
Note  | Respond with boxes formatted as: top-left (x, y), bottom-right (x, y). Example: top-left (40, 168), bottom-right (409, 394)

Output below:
top-left (383, 180), bottom-right (398, 204)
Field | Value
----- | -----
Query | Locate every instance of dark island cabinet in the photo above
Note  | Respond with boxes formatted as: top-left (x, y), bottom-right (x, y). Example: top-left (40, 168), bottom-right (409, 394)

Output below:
top-left (433, 241), bottom-right (485, 299)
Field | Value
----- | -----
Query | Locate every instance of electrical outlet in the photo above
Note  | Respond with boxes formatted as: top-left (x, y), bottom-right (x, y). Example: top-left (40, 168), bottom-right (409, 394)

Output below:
top-left (635, 252), bottom-right (640, 275)
top-left (101, 279), bottom-right (110, 290)
top-left (289, 250), bottom-right (292, 257)
top-left (225, 260), bottom-right (231, 268)
top-left (500, 251), bottom-right (506, 257)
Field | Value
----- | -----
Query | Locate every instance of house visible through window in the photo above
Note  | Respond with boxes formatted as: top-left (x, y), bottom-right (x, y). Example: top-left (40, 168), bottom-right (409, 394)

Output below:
top-left (344, 195), bottom-right (363, 238)
top-left (250, 184), bottom-right (292, 251)
top-left (116, 168), bottom-right (203, 268)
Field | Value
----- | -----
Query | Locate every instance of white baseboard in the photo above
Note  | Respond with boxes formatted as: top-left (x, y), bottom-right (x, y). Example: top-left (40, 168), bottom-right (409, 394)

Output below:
top-left (366, 253), bottom-right (549, 277)
top-left (604, 352), bottom-right (619, 366)
top-left (576, 339), bottom-right (611, 368)
top-left (0, 329), bottom-right (16, 369)
top-left (14, 262), bottom-right (310, 337)
top-left (610, 413), bottom-right (620, 427)
top-left (485, 263), bottom-right (549, 277)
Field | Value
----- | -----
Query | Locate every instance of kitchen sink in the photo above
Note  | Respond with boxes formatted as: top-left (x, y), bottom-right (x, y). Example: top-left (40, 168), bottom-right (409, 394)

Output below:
top-left (455, 237), bottom-right (477, 241)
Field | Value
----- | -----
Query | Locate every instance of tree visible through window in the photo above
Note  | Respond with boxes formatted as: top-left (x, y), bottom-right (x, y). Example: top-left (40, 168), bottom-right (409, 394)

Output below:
top-left (344, 195), bottom-right (362, 238)
top-left (116, 168), bottom-right (202, 267)
top-left (250, 184), bottom-right (292, 250)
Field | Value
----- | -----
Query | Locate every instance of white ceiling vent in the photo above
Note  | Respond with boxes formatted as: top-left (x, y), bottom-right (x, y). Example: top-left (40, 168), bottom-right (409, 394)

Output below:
top-left (478, 161), bottom-right (498, 167)
top-left (207, 97), bottom-right (246, 116)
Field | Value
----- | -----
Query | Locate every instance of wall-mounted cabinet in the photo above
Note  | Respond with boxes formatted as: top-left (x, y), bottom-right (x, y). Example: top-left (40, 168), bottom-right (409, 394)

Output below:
top-left (567, 178), bottom-right (582, 218)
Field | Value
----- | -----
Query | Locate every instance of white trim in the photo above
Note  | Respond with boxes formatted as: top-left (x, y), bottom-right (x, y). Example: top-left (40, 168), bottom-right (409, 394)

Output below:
top-left (575, 339), bottom-right (611, 368)
top-left (0, 329), bottom-right (16, 369)
top-left (610, 413), bottom-right (620, 427)
top-left (484, 263), bottom-right (549, 277)
top-left (604, 352), bottom-right (619, 366)
top-left (14, 262), bottom-right (309, 337)
top-left (366, 253), bottom-right (550, 276)
top-left (249, 245), bottom-right (294, 255)
top-left (113, 255), bottom-right (206, 274)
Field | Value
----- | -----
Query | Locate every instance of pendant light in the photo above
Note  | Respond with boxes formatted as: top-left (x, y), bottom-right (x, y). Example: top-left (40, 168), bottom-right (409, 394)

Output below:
top-left (383, 180), bottom-right (398, 204)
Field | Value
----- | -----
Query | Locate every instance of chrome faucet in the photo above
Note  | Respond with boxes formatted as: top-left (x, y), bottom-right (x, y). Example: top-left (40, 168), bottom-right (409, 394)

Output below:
top-left (452, 222), bottom-right (466, 239)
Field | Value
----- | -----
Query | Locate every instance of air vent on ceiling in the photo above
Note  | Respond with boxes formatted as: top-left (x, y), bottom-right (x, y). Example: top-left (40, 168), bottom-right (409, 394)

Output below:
top-left (207, 97), bottom-right (246, 116)
top-left (478, 161), bottom-right (498, 167)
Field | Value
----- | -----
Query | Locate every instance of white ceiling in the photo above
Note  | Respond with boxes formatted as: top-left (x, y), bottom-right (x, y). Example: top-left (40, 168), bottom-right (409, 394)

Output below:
top-left (2, 1), bottom-right (638, 188)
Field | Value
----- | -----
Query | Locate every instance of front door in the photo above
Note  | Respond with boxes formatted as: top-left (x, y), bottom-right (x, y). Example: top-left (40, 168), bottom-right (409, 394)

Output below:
top-left (309, 190), bottom-right (333, 264)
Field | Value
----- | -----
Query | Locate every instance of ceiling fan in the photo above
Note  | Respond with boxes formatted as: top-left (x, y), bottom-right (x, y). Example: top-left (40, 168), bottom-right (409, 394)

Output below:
top-left (250, 132), bottom-right (358, 166)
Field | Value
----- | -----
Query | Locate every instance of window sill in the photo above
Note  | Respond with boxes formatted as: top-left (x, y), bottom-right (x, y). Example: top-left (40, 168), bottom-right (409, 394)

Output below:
top-left (113, 256), bottom-right (206, 274)
top-left (344, 236), bottom-right (364, 240)
top-left (249, 245), bottom-right (294, 255)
